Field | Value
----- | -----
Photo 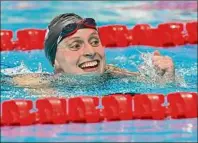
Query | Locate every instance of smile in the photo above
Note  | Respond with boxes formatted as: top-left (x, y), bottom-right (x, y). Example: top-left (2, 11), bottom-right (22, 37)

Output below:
top-left (79, 60), bottom-right (100, 71)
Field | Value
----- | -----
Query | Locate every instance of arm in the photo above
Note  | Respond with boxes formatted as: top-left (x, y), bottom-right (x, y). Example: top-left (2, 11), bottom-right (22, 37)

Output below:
top-left (106, 51), bottom-right (176, 84)
top-left (12, 73), bottom-right (51, 88)
top-left (105, 64), bottom-right (140, 76)
top-left (12, 73), bottom-right (58, 97)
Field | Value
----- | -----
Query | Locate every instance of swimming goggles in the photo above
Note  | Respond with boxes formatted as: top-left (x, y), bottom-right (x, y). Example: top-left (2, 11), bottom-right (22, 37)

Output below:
top-left (57, 18), bottom-right (97, 44)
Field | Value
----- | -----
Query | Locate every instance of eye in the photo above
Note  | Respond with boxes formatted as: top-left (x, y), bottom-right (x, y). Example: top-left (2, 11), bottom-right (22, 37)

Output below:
top-left (90, 37), bottom-right (100, 47)
top-left (69, 41), bottom-right (83, 51)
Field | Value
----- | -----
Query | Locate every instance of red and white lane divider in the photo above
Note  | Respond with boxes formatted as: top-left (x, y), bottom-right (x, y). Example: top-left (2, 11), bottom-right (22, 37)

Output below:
top-left (1, 21), bottom-right (197, 51)
top-left (0, 92), bottom-right (197, 126)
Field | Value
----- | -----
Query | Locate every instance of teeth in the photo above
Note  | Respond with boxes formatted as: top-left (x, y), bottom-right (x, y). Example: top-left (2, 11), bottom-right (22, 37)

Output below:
top-left (81, 61), bottom-right (98, 68)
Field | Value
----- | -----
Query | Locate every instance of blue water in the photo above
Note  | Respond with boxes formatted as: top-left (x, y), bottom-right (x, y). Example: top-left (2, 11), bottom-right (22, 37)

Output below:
top-left (1, 1), bottom-right (197, 142)
top-left (1, 119), bottom-right (197, 142)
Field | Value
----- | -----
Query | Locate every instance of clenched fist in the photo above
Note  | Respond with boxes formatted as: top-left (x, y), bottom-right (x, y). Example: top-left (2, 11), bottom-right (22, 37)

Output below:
top-left (152, 50), bottom-right (175, 80)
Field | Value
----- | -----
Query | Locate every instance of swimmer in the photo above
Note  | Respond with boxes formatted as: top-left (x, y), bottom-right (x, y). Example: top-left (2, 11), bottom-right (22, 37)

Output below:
top-left (11, 13), bottom-right (175, 90)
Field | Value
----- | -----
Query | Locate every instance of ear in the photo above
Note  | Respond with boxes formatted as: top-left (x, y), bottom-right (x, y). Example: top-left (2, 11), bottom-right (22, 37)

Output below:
top-left (54, 59), bottom-right (61, 71)
top-left (54, 59), bottom-right (59, 68)
top-left (54, 59), bottom-right (64, 73)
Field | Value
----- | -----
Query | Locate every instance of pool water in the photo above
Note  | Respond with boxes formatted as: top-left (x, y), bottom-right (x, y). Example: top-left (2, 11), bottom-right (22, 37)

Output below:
top-left (1, 119), bottom-right (197, 142)
top-left (1, 45), bottom-right (197, 142)
top-left (1, 45), bottom-right (197, 99)
top-left (1, 1), bottom-right (197, 142)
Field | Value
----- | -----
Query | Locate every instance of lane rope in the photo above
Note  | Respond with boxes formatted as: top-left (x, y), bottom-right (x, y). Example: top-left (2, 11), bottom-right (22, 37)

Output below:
top-left (0, 92), bottom-right (197, 126)
top-left (1, 21), bottom-right (197, 51)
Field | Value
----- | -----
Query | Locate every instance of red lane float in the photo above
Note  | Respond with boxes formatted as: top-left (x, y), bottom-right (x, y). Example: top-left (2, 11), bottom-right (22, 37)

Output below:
top-left (15, 29), bottom-right (46, 50)
top-left (186, 22), bottom-right (198, 44)
top-left (0, 21), bottom-right (197, 51)
top-left (0, 30), bottom-right (14, 51)
top-left (98, 26), bottom-right (116, 47)
top-left (0, 116), bottom-right (5, 126)
top-left (98, 25), bottom-right (129, 47)
top-left (132, 94), bottom-right (166, 119)
top-left (158, 23), bottom-right (186, 46)
top-left (150, 29), bottom-right (174, 47)
top-left (0, 92), bottom-right (197, 126)
top-left (36, 97), bottom-right (68, 124)
top-left (68, 96), bottom-right (102, 123)
top-left (1, 100), bottom-right (36, 125)
top-left (128, 24), bottom-right (152, 46)
top-left (167, 92), bottom-right (198, 118)
top-left (102, 94), bottom-right (133, 121)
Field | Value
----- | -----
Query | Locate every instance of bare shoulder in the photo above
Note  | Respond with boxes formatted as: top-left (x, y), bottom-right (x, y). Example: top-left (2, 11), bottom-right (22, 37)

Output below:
top-left (12, 73), bottom-right (52, 88)
top-left (105, 64), bottom-right (139, 76)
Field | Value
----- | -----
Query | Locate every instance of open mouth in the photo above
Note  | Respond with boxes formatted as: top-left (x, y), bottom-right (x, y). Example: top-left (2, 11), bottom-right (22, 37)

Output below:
top-left (79, 60), bottom-right (100, 72)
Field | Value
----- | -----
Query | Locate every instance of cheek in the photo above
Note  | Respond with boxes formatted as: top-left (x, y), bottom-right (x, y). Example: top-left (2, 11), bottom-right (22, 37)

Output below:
top-left (62, 51), bottom-right (81, 64)
top-left (95, 46), bottom-right (105, 57)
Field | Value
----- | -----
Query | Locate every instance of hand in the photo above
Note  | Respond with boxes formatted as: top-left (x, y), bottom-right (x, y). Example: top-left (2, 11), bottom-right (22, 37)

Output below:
top-left (152, 50), bottom-right (175, 79)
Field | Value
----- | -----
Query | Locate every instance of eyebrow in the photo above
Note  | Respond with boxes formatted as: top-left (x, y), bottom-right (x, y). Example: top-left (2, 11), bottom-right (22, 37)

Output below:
top-left (62, 37), bottom-right (81, 44)
top-left (63, 32), bottom-right (99, 44)
top-left (67, 36), bottom-right (81, 41)
top-left (89, 32), bottom-right (98, 37)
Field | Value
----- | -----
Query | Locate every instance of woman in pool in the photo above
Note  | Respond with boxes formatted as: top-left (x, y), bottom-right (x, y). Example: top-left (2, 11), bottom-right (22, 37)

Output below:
top-left (13, 13), bottom-right (175, 89)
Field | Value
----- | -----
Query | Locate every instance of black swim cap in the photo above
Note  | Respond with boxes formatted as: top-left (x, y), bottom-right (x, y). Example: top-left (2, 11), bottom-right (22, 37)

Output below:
top-left (44, 13), bottom-right (83, 66)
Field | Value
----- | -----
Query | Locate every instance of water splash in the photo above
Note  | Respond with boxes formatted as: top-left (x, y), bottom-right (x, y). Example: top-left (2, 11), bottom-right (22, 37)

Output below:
top-left (0, 50), bottom-right (193, 100)
top-left (137, 51), bottom-right (187, 87)
top-left (1, 61), bottom-right (44, 76)
top-left (1, 61), bottom-right (31, 75)
top-left (36, 62), bottom-right (43, 73)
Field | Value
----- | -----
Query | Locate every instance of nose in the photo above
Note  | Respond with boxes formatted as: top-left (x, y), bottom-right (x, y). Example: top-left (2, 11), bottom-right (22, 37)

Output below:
top-left (83, 43), bottom-right (96, 58)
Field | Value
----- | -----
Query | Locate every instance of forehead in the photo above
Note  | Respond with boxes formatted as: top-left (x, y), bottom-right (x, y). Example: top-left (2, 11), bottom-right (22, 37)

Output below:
top-left (62, 28), bottom-right (98, 42)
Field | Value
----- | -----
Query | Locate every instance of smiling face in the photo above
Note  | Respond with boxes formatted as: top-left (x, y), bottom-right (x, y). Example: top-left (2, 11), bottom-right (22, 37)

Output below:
top-left (55, 28), bottom-right (106, 75)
